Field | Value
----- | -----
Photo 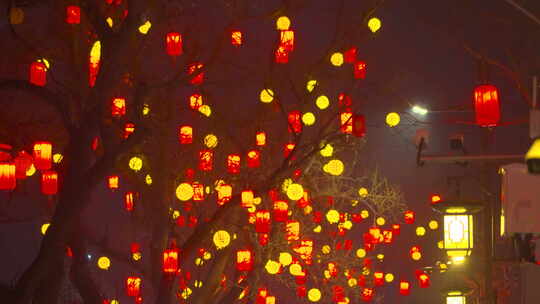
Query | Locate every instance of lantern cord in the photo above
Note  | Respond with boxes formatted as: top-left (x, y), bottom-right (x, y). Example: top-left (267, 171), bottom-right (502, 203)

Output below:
top-left (503, 0), bottom-right (540, 27)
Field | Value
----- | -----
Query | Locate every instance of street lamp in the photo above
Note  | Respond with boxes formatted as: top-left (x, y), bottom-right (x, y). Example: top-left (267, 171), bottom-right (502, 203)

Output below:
top-left (412, 105), bottom-right (429, 115)
top-left (432, 200), bottom-right (483, 264)
top-left (525, 138), bottom-right (540, 174)
top-left (446, 291), bottom-right (466, 304)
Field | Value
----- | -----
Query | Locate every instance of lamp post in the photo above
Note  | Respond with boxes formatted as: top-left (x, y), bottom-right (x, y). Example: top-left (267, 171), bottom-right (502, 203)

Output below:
top-left (432, 200), bottom-right (484, 264)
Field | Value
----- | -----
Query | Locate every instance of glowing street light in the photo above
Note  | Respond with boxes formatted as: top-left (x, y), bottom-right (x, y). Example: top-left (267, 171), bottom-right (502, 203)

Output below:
top-left (412, 105), bottom-right (428, 115)
top-left (446, 291), bottom-right (466, 304)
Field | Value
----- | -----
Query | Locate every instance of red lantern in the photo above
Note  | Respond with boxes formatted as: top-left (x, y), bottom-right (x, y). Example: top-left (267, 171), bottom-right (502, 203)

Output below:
top-left (187, 62), bottom-right (204, 85)
top-left (33, 141), bottom-right (52, 170)
top-left (256, 131), bottom-right (266, 146)
top-left (199, 150), bottom-right (213, 171)
top-left (241, 190), bottom-right (254, 208)
top-left (373, 272), bottom-right (384, 286)
top-left (353, 114), bottom-right (366, 137)
top-left (368, 227), bottom-right (382, 244)
top-left (236, 249), bottom-right (253, 271)
top-left (288, 111), bottom-right (302, 134)
top-left (189, 93), bottom-right (203, 110)
top-left (14, 151), bottom-right (32, 179)
top-left (296, 286), bottom-right (307, 297)
top-left (108, 175), bottom-right (119, 190)
top-left (247, 150), bottom-right (261, 168)
top-left (382, 230), bottom-right (393, 243)
top-left (286, 220), bottom-right (300, 242)
top-left (217, 184), bottom-right (232, 205)
top-left (111, 97), bottom-right (126, 117)
top-left (0, 162), bottom-right (16, 190)
top-left (192, 182), bottom-right (204, 201)
top-left (275, 45), bottom-right (289, 63)
top-left (280, 30), bottom-right (295, 51)
top-left (392, 224), bottom-right (401, 236)
top-left (124, 192), bottom-right (136, 211)
top-left (163, 249), bottom-right (179, 274)
top-left (338, 93), bottom-right (352, 108)
top-left (344, 47), bottom-right (357, 63)
top-left (332, 285), bottom-right (345, 302)
top-left (165, 32), bottom-right (182, 56)
top-left (417, 272), bottom-right (430, 288)
top-left (65, 5), bottom-right (80, 24)
top-left (284, 142), bottom-right (295, 158)
top-left (431, 194), bottom-right (442, 204)
top-left (179, 126), bottom-right (193, 144)
top-left (340, 110), bottom-right (353, 134)
top-left (474, 84), bottom-right (500, 127)
top-left (404, 210), bottom-right (415, 224)
top-left (353, 60), bottom-right (367, 79)
top-left (29, 61), bottom-right (47, 86)
top-left (399, 280), bottom-right (410, 296)
top-left (272, 200), bottom-right (288, 222)
top-left (124, 122), bottom-right (135, 139)
top-left (41, 170), bottom-right (58, 195)
top-left (126, 276), bottom-right (142, 297)
top-left (231, 30), bottom-right (242, 46)
top-left (255, 210), bottom-right (270, 233)
top-left (297, 190), bottom-right (310, 208)
top-left (227, 154), bottom-right (241, 174)
top-left (361, 288), bottom-right (374, 302)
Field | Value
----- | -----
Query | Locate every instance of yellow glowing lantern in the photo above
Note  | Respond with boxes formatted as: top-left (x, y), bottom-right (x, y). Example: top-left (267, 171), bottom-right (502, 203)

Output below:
top-left (97, 256), bottom-right (111, 270)
top-left (377, 253), bottom-right (384, 260)
top-left (358, 187), bottom-right (369, 197)
top-left (142, 103), bottom-right (150, 115)
top-left (204, 134), bottom-right (218, 148)
top-left (26, 164), bottom-right (36, 176)
top-left (429, 220), bottom-right (439, 230)
top-left (316, 95), bottom-right (330, 110)
top-left (330, 52), bottom-right (344, 66)
top-left (129, 156), bottom-right (143, 172)
top-left (276, 16), bottom-right (291, 30)
top-left (106, 17), bottom-right (113, 28)
top-left (367, 17), bottom-right (382, 33)
top-left (176, 183), bottom-right (194, 201)
top-left (286, 183), bottom-right (304, 200)
top-left (385, 273), bottom-right (394, 282)
top-left (307, 288), bottom-right (322, 302)
top-left (376, 217), bottom-right (385, 226)
top-left (416, 226), bottom-right (426, 236)
top-left (322, 245), bottom-right (331, 254)
top-left (181, 287), bottom-right (193, 299)
top-left (324, 159), bottom-right (344, 176)
top-left (110, 300), bottom-right (119, 304)
top-left (198, 105), bottom-right (212, 117)
top-left (306, 80), bottom-right (318, 92)
top-left (145, 174), bottom-right (152, 185)
top-left (41, 223), bottom-right (50, 235)
top-left (438, 240), bottom-right (444, 249)
top-left (313, 225), bottom-right (322, 233)
top-left (411, 251), bottom-right (422, 261)
top-left (356, 248), bottom-right (366, 258)
top-left (132, 252), bottom-right (142, 261)
top-left (360, 209), bottom-right (369, 219)
top-left (194, 280), bottom-right (203, 288)
top-left (348, 278), bottom-right (358, 287)
top-left (213, 230), bottom-right (231, 249)
top-left (326, 209), bottom-right (340, 224)
top-left (260, 88), bottom-right (274, 103)
top-left (386, 112), bottom-right (400, 127)
top-left (302, 112), bottom-right (316, 126)
top-left (53, 153), bottom-right (63, 164)
top-left (320, 143), bottom-right (333, 157)
top-left (446, 291), bottom-right (466, 304)
top-left (279, 252), bottom-right (293, 266)
top-left (265, 260), bottom-right (280, 274)
top-left (289, 263), bottom-right (303, 276)
top-left (138, 20), bottom-right (151, 34)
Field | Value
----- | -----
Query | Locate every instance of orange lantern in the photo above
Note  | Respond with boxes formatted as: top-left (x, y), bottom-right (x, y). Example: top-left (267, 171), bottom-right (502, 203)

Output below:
top-left (241, 190), bottom-right (254, 208)
top-left (280, 30), bottom-right (295, 51)
top-left (192, 182), bottom-right (204, 201)
top-left (382, 230), bottom-right (393, 243)
top-left (399, 280), bottom-right (410, 295)
top-left (189, 93), bottom-right (203, 110)
top-left (247, 150), bottom-right (261, 168)
top-left (353, 60), bottom-right (367, 79)
top-left (236, 249), bottom-right (253, 271)
top-left (124, 192), bottom-right (136, 212)
top-left (340, 110), bottom-right (353, 134)
top-left (231, 30), bottom-right (242, 46)
top-left (217, 184), bottom-right (232, 205)
top-left (179, 126), bottom-right (193, 144)
top-left (199, 150), bottom-right (213, 171)
top-left (65, 5), bottom-right (80, 24)
top-left (474, 84), bottom-right (500, 127)
top-left (404, 210), bottom-right (415, 224)
top-left (288, 111), bottom-right (302, 134)
top-left (272, 200), bottom-right (288, 222)
top-left (0, 162), bottom-right (16, 190)
top-left (33, 141), bottom-right (52, 170)
top-left (29, 61), bottom-right (47, 86)
top-left (41, 170), bottom-right (58, 195)
top-left (255, 210), bottom-right (270, 233)
top-left (108, 175), bottom-right (119, 190)
top-left (227, 154), bottom-right (241, 174)
top-left (163, 249), bottom-right (179, 274)
top-left (165, 32), bottom-right (182, 56)
top-left (431, 194), bottom-right (442, 204)
top-left (126, 276), bottom-right (142, 297)
top-left (255, 131), bottom-right (266, 146)
top-left (111, 97), bottom-right (126, 117)
top-left (286, 220), bottom-right (300, 242)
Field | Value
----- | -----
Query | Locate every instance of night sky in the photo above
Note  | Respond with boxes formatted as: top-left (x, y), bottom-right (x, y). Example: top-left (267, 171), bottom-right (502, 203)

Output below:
top-left (1, 0), bottom-right (539, 303)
